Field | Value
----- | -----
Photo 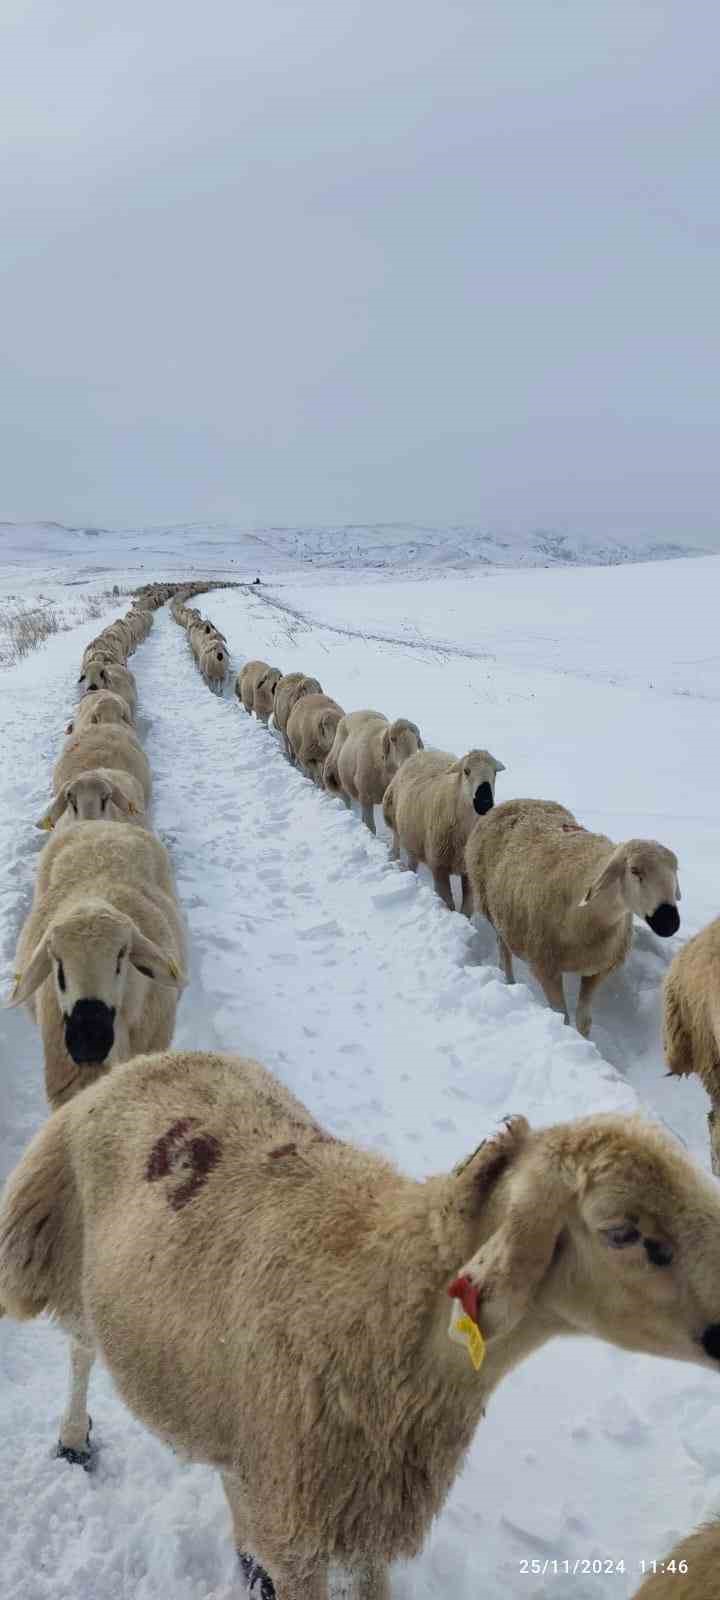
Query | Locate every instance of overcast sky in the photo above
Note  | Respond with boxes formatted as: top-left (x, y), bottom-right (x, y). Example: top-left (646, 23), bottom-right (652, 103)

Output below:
top-left (1, 0), bottom-right (718, 538)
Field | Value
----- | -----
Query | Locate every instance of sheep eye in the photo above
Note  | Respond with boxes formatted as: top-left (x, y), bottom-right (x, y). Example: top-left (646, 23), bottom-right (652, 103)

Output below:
top-left (69, 796), bottom-right (78, 813)
top-left (57, 961), bottom-right (66, 992)
top-left (100, 795), bottom-right (107, 811)
top-left (116, 947), bottom-right (127, 974)
top-left (631, 867), bottom-right (643, 880)
top-left (605, 1224), bottom-right (641, 1249)
top-left (464, 767), bottom-right (470, 777)
top-left (645, 1238), bottom-right (673, 1268)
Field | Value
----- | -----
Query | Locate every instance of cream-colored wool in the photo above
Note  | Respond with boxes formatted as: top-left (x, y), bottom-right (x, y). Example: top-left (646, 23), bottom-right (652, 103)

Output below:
top-left (7, 823), bottom-right (185, 1108)
top-left (2, 1055), bottom-right (720, 1598)
top-left (69, 690), bottom-right (132, 732)
top-left (273, 673), bottom-right (323, 760)
top-left (36, 769), bottom-right (147, 833)
top-left (53, 726), bottom-right (152, 806)
top-left (324, 710), bottom-right (423, 831)
top-left (236, 660), bottom-right (283, 722)
top-left (383, 747), bottom-right (505, 911)
top-left (199, 641), bottom-right (229, 689)
top-left (286, 694), bottom-right (345, 783)
top-left (79, 661), bottom-right (137, 718)
top-left (663, 917), bottom-right (720, 1172)
top-left (466, 798), bottom-right (681, 1037)
top-left (633, 1520), bottom-right (720, 1597)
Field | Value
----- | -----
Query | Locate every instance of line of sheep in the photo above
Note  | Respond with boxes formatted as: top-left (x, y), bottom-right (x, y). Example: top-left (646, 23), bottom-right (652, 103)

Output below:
top-left (170, 592), bottom-right (232, 689)
top-left (235, 652), bottom-right (720, 1178)
top-left (1, 588), bottom-right (718, 1598)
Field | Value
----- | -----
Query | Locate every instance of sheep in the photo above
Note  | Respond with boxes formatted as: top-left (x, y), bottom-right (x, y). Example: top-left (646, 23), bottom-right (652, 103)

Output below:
top-left (3, 1059), bottom-right (720, 1595)
top-left (53, 726), bottom-right (152, 807)
top-left (286, 693), bottom-right (345, 783)
top-left (236, 660), bottom-right (283, 723)
top-left (324, 710), bottom-right (424, 832)
top-left (68, 689), bottom-right (132, 733)
top-left (382, 747), bottom-right (505, 912)
top-left (81, 636), bottom-right (126, 669)
top-left (633, 1521), bottom-right (719, 1596)
top-left (7, 821), bottom-right (185, 1107)
top-left (79, 660), bottom-right (137, 718)
top-left (663, 916), bottom-right (720, 1173)
top-left (465, 799), bottom-right (681, 1037)
top-left (35, 769), bottom-right (147, 833)
top-left (199, 641), bottom-right (229, 691)
top-left (273, 672), bottom-right (323, 759)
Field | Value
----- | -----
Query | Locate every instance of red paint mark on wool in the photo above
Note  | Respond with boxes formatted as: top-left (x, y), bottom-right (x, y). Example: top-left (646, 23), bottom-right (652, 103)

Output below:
top-left (448, 1275), bottom-right (479, 1324)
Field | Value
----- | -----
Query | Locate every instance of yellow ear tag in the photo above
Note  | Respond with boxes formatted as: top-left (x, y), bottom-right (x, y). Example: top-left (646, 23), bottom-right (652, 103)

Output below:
top-left (127, 800), bottom-right (137, 814)
top-left (11, 972), bottom-right (23, 996)
top-left (448, 1298), bottom-right (486, 1371)
top-left (168, 958), bottom-right (181, 980)
top-left (38, 817), bottom-right (53, 831)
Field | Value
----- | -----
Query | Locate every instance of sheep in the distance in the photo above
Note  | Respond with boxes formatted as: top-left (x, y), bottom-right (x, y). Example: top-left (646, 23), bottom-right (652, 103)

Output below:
top-left (3, 1055), bottom-right (720, 1596)
top-left (663, 916), bottom-right (720, 1173)
top-left (382, 747), bottom-right (505, 912)
top-left (53, 726), bottom-right (152, 808)
top-left (633, 1520), bottom-right (719, 1596)
top-left (286, 693), bottom-right (345, 783)
top-left (236, 660), bottom-right (283, 724)
top-left (36, 769), bottom-right (147, 833)
top-left (465, 798), bottom-right (680, 1037)
top-left (323, 710), bottom-right (423, 832)
top-left (273, 672), bottom-right (323, 760)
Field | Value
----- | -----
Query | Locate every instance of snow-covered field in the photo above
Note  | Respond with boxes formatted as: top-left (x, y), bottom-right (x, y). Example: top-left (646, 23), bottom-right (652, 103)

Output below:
top-left (1, 527), bottom-right (719, 1599)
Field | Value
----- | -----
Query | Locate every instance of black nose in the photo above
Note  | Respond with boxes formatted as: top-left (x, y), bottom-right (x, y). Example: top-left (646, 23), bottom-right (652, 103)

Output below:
top-left (646, 903), bottom-right (680, 937)
top-left (702, 1324), bottom-right (720, 1363)
top-left (87, 684), bottom-right (98, 693)
top-left (473, 782), bottom-right (494, 816)
top-left (217, 652), bottom-right (223, 661)
top-left (64, 999), bottom-right (115, 1065)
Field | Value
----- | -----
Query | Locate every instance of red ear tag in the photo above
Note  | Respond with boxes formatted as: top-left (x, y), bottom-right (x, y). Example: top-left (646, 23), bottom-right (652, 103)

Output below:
top-left (448, 1274), bottom-right (479, 1324)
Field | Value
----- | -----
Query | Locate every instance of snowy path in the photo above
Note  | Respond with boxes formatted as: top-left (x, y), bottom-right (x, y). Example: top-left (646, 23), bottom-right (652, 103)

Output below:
top-left (2, 599), bottom-right (720, 1599)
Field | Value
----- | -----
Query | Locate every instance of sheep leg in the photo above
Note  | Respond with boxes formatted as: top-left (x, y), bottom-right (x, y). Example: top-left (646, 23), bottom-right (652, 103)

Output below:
top-left (460, 873), bottom-right (474, 917)
top-left (432, 869), bottom-right (455, 911)
top-left (497, 935), bottom-right (515, 984)
top-left (361, 802), bottom-right (376, 834)
top-left (56, 1337), bottom-right (95, 1466)
top-left (576, 973), bottom-right (603, 1038)
top-left (530, 963), bottom-right (569, 1024)
top-left (388, 831), bottom-right (400, 861)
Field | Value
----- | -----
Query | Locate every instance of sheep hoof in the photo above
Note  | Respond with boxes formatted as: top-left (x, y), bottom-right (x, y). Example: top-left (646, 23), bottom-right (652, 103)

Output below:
top-left (238, 1552), bottom-right (276, 1598)
top-left (55, 1416), bottom-right (95, 1470)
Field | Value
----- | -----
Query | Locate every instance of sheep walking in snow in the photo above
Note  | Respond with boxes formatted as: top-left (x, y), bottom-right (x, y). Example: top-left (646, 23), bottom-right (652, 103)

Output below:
top-left (79, 660), bottom-right (138, 719)
top-left (323, 710), bottom-right (424, 832)
top-left (53, 726), bottom-right (152, 807)
top-left (68, 689), bottom-right (132, 733)
top-left (199, 641), bottom-right (229, 691)
top-left (236, 661), bottom-right (283, 724)
top-left (663, 916), bottom-right (720, 1173)
top-left (3, 1054), bottom-right (720, 1596)
top-left (8, 821), bottom-right (185, 1106)
top-left (633, 1520), bottom-right (719, 1596)
top-left (382, 747), bottom-right (505, 912)
top-left (465, 799), bottom-right (681, 1037)
top-left (286, 693), bottom-right (345, 783)
top-left (272, 673), bottom-right (323, 759)
top-left (36, 769), bottom-right (147, 832)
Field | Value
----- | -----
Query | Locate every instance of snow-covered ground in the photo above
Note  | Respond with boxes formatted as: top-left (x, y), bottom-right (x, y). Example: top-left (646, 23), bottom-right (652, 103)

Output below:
top-left (1, 531), bottom-right (720, 1599)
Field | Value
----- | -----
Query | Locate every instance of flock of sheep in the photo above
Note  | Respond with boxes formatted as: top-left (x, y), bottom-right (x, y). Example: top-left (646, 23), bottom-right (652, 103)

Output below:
top-left (1, 582), bottom-right (719, 1598)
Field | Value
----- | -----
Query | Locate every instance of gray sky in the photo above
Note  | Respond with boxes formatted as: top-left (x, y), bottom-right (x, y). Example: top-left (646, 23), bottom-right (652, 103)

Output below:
top-left (1, 0), bottom-right (718, 538)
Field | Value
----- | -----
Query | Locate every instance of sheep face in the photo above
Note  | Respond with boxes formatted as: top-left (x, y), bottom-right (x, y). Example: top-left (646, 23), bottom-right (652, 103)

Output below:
top-left (581, 840), bottom-right (680, 936)
top-left (385, 719), bottom-right (424, 769)
top-left (452, 1114), bottom-right (720, 1371)
top-left (6, 908), bottom-right (183, 1066)
top-left (457, 750), bottom-right (506, 816)
top-left (79, 663), bottom-right (111, 693)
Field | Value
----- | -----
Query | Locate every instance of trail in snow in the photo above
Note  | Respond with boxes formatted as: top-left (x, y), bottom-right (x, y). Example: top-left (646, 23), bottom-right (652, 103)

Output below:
top-left (2, 598), bottom-right (719, 1600)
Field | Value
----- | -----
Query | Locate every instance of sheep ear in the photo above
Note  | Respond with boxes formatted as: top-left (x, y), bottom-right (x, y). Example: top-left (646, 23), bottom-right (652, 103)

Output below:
top-left (65, 720), bottom-right (74, 735)
top-left (35, 792), bottom-right (67, 832)
top-left (580, 847), bottom-right (625, 906)
top-left (4, 936), bottom-right (52, 1007)
top-left (450, 1135), bottom-right (572, 1342)
top-left (78, 673), bottom-right (85, 684)
top-left (109, 784), bottom-right (133, 815)
top-left (129, 929), bottom-right (185, 988)
top-left (493, 759), bottom-right (506, 773)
